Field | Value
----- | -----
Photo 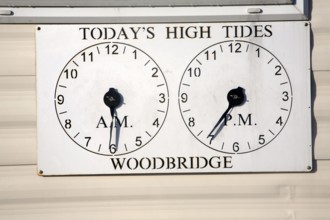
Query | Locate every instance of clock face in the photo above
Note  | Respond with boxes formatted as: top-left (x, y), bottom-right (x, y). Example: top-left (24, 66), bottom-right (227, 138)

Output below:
top-left (178, 40), bottom-right (292, 154)
top-left (54, 42), bottom-right (169, 156)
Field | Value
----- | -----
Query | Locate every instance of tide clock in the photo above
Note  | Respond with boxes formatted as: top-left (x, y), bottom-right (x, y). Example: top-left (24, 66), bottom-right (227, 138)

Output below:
top-left (37, 22), bottom-right (312, 175)
top-left (54, 42), bottom-right (169, 156)
top-left (178, 40), bottom-right (292, 154)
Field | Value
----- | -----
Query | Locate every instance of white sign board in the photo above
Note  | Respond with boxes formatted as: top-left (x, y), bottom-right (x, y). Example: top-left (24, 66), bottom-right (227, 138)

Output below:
top-left (37, 22), bottom-right (312, 175)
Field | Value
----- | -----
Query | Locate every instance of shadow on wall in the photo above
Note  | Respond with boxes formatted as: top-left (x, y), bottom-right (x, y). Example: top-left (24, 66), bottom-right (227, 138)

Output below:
top-left (309, 0), bottom-right (318, 172)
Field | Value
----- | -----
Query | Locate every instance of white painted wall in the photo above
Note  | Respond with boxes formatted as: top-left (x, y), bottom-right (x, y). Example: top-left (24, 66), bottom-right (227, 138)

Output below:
top-left (0, 1), bottom-right (330, 219)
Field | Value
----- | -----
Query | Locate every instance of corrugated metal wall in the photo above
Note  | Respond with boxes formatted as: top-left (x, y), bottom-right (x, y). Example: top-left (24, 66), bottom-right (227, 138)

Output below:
top-left (1, 1), bottom-right (330, 219)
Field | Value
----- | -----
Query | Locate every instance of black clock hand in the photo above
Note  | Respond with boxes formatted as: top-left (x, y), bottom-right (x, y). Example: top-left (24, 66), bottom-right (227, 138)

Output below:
top-left (104, 88), bottom-right (122, 153)
top-left (207, 104), bottom-right (231, 143)
top-left (108, 111), bottom-right (116, 152)
top-left (207, 87), bottom-right (246, 144)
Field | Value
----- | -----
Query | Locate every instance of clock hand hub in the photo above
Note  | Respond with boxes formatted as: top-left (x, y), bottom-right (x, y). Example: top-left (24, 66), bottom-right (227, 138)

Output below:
top-left (104, 88), bottom-right (122, 118)
top-left (207, 87), bottom-right (246, 144)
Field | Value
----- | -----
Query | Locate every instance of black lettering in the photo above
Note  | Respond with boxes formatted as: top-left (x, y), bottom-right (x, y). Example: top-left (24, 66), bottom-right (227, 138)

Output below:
top-left (222, 26), bottom-right (232, 38)
top-left (199, 157), bottom-right (208, 169)
top-left (96, 116), bottom-right (107, 128)
top-left (140, 157), bottom-right (152, 170)
top-left (194, 157), bottom-right (199, 169)
top-left (178, 157), bottom-right (188, 169)
top-left (186, 26), bottom-right (198, 39)
top-left (232, 26), bottom-right (240, 38)
top-left (115, 115), bottom-right (128, 128)
top-left (254, 25), bottom-right (264, 37)
top-left (189, 157), bottom-right (197, 169)
top-left (130, 27), bottom-right (141, 39)
top-left (153, 157), bottom-right (165, 169)
top-left (79, 27), bottom-right (90, 40)
top-left (238, 114), bottom-right (252, 126)
top-left (117, 28), bottom-right (129, 40)
top-left (234, 26), bottom-right (239, 38)
top-left (222, 25), bottom-right (273, 38)
top-left (106, 27), bottom-right (117, 39)
top-left (166, 26), bottom-right (177, 39)
top-left (167, 157), bottom-right (176, 169)
top-left (103, 27), bottom-right (108, 39)
top-left (179, 27), bottom-right (185, 39)
top-left (166, 26), bottom-right (210, 39)
top-left (224, 156), bottom-right (233, 168)
top-left (146, 27), bottom-right (155, 39)
top-left (127, 158), bottom-right (139, 170)
top-left (239, 26), bottom-right (244, 38)
top-left (244, 25), bottom-right (253, 37)
top-left (209, 156), bottom-right (221, 169)
top-left (80, 26), bottom-right (156, 40)
top-left (264, 25), bottom-right (273, 37)
top-left (109, 156), bottom-right (235, 171)
top-left (110, 158), bottom-right (126, 170)
top-left (224, 114), bottom-right (232, 126)
top-left (200, 26), bottom-right (211, 38)
top-left (91, 27), bottom-right (103, 40)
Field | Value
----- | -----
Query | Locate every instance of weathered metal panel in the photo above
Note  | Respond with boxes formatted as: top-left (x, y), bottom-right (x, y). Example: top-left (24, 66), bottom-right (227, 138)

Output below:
top-left (35, 22), bottom-right (312, 175)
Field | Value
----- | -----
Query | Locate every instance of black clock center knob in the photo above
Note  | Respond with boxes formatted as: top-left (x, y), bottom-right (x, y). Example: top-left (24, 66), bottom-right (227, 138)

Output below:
top-left (104, 88), bottom-right (122, 117)
top-left (227, 87), bottom-right (245, 107)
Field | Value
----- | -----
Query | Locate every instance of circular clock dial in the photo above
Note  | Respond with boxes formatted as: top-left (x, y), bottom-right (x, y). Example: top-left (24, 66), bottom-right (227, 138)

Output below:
top-left (55, 42), bottom-right (169, 156)
top-left (178, 40), bottom-right (292, 154)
